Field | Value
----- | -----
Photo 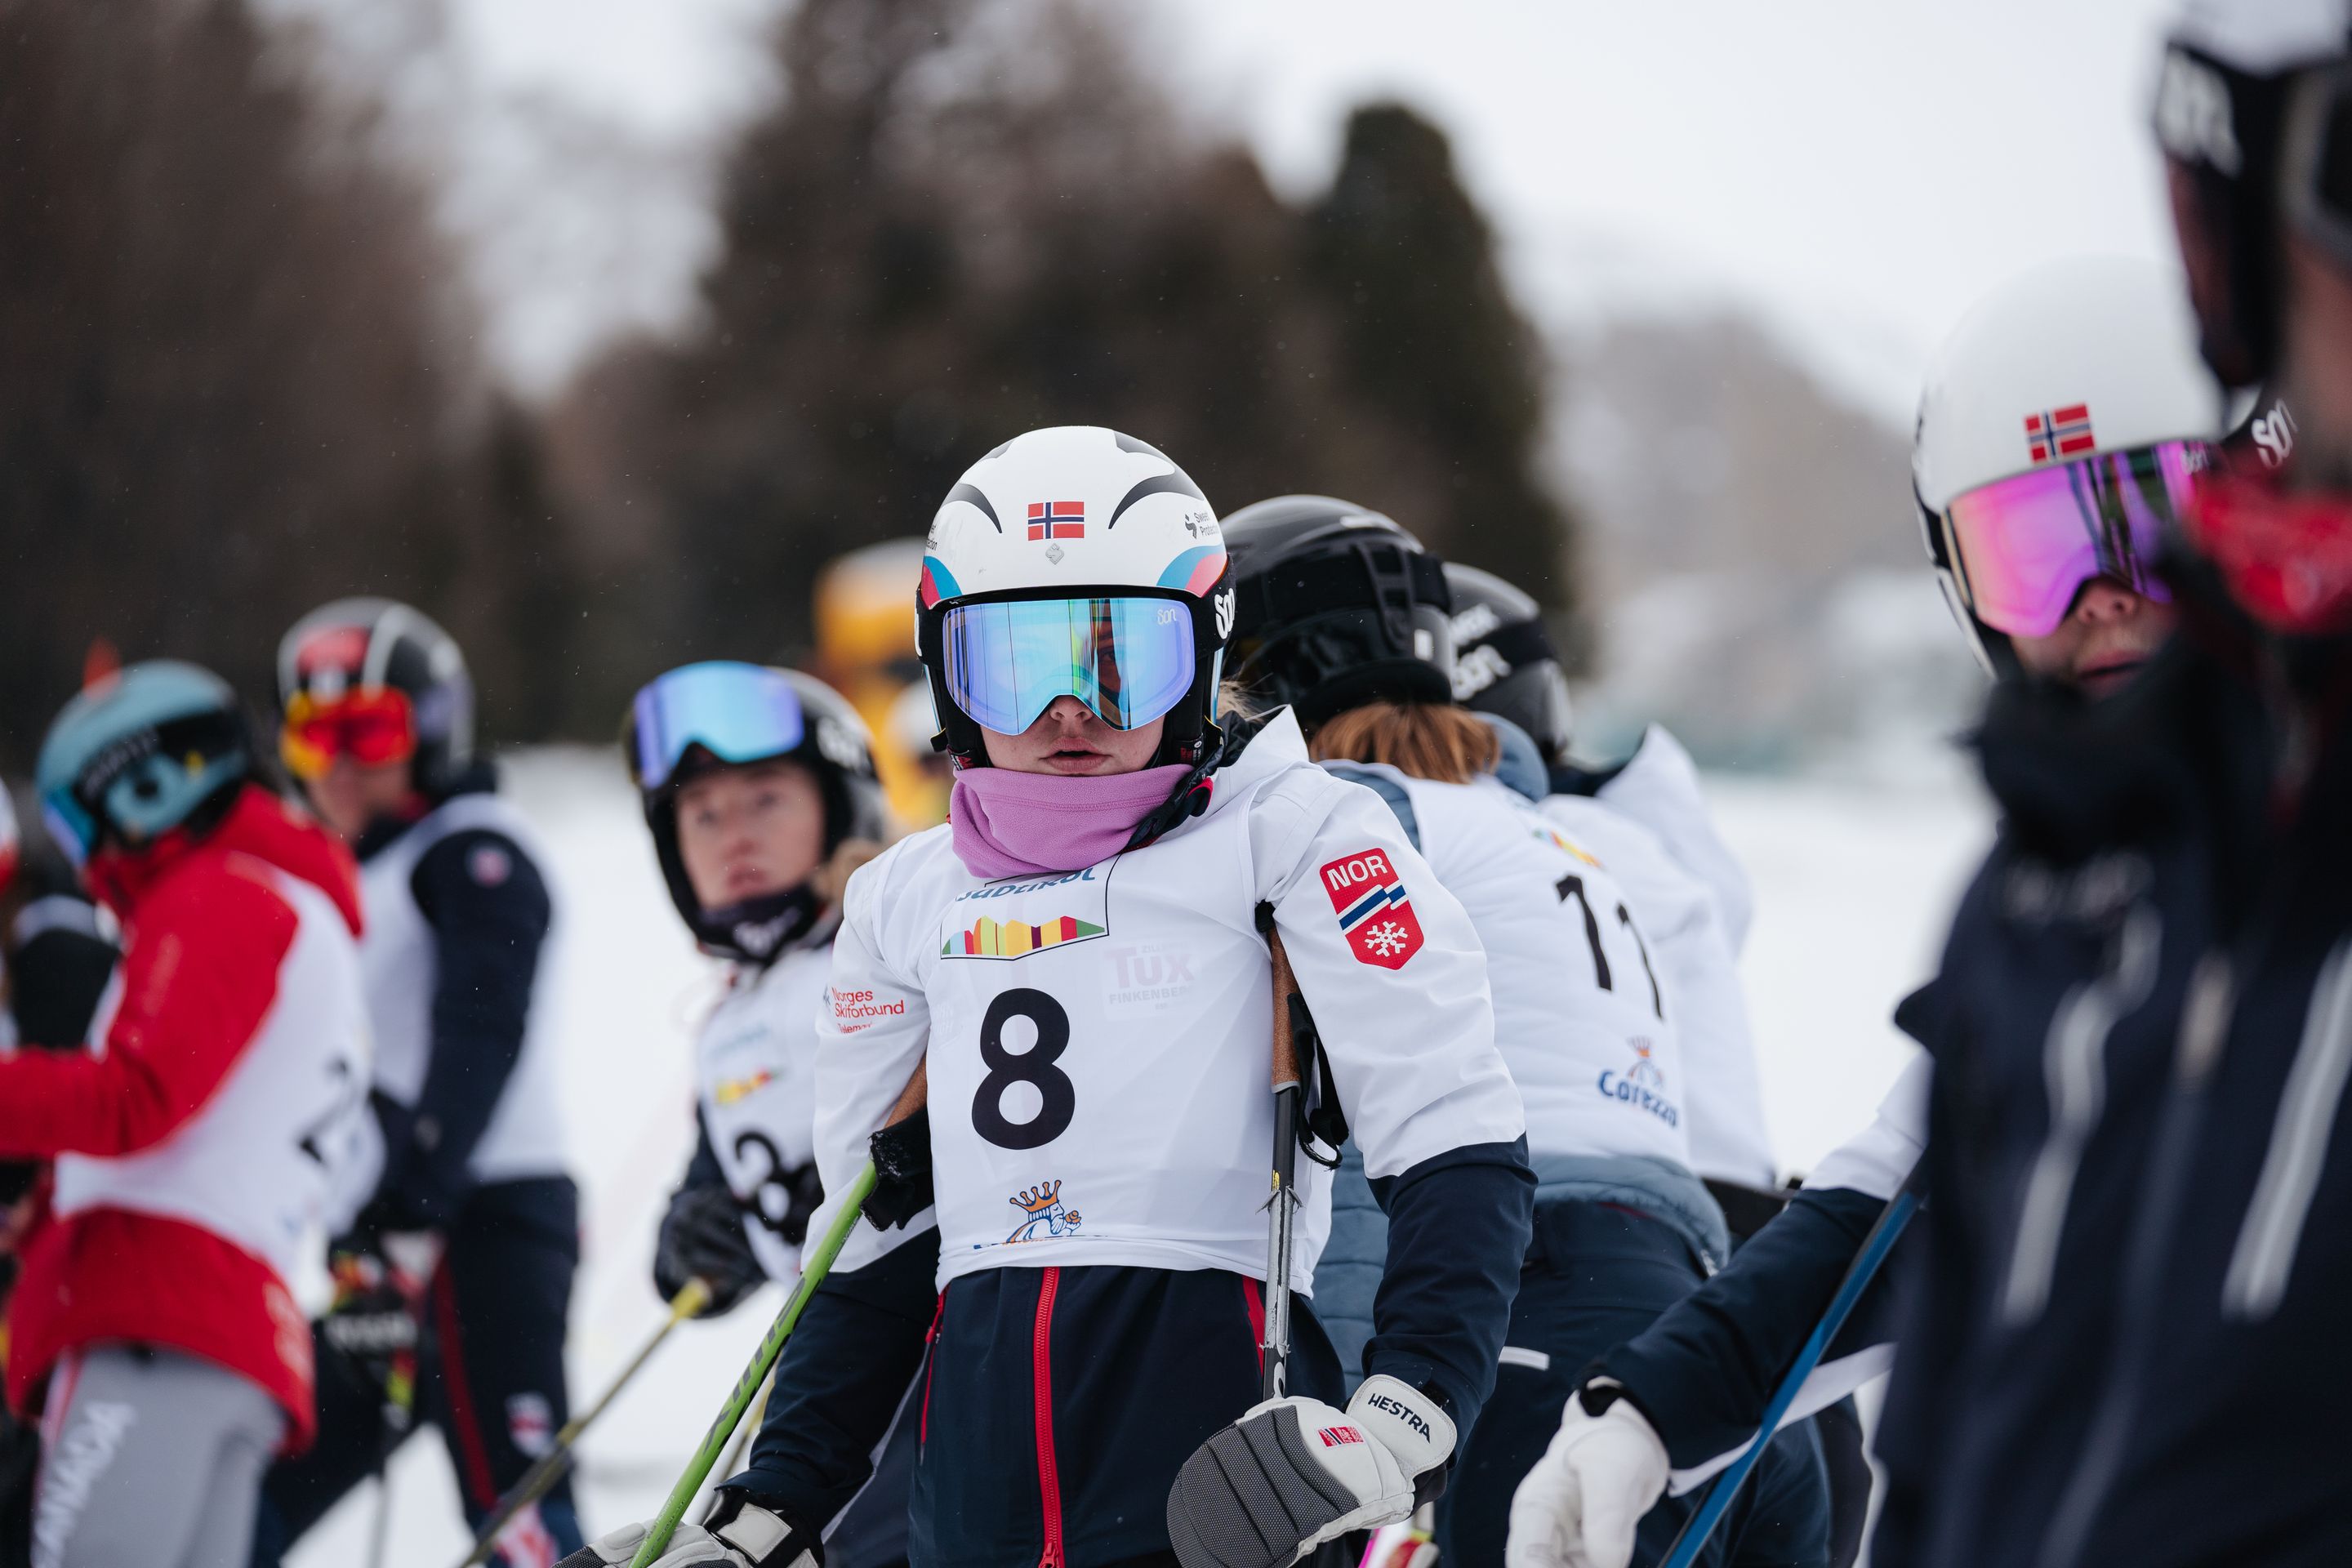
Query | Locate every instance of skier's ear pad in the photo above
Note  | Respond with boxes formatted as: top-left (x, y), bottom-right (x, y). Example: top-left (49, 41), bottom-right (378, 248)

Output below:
top-left (863, 1107), bottom-right (934, 1230)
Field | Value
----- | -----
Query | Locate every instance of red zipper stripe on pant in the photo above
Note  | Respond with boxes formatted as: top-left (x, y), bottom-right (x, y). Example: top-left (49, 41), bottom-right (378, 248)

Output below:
top-left (1032, 1267), bottom-right (1064, 1568)
top-left (920, 1290), bottom-right (946, 1446)
top-left (434, 1261), bottom-right (501, 1509)
top-left (1242, 1276), bottom-right (1266, 1379)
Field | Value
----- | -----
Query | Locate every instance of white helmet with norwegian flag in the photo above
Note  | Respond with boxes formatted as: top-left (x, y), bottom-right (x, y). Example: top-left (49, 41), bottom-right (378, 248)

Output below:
top-left (1913, 255), bottom-right (2229, 678)
top-left (915, 426), bottom-right (1233, 768)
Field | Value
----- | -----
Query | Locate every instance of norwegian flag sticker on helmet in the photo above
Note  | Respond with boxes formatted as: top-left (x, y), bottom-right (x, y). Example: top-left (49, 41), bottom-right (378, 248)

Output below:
top-left (1027, 501), bottom-right (1086, 541)
top-left (2025, 404), bottom-right (2096, 465)
top-left (1321, 849), bottom-right (1424, 969)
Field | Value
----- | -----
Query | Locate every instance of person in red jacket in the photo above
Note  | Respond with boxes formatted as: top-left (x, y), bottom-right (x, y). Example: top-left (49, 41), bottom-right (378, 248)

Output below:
top-left (11, 662), bottom-right (372, 1568)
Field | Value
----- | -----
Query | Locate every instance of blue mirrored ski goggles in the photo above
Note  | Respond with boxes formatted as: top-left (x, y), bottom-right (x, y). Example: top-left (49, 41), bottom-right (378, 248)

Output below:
top-left (941, 595), bottom-right (1196, 735)
top-left (629, 662), bottom-right (807, 792)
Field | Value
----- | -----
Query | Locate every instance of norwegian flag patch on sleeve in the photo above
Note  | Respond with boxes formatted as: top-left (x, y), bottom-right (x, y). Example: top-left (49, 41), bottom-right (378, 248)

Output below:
top-left (1321, 849), bottom-right (1426, 969)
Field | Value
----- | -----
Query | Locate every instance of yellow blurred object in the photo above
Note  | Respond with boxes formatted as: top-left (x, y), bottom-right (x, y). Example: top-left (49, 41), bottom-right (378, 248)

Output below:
top-left (814, 539), bottom-right (927, 676)
top-left (813, 539), bottom-right (948, 827)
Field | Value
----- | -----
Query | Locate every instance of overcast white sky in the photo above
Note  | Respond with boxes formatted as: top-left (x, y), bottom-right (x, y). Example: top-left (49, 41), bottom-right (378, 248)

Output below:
top-left (443, 0), bottom-right (2186, 419)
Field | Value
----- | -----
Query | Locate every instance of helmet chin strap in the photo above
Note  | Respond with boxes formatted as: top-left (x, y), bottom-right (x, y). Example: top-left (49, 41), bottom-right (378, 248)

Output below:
top-left (693, 882), bottom-right (824, 965)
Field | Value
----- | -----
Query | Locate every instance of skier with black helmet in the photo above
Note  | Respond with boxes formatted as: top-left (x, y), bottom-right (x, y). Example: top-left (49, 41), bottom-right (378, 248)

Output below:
top-left (1219, 497), bottom-right (1829, 1568)
top-left (254, 599), bottom-right (583, 1568)
top-left (560, 426), bottom-right (1532, 1568)
top-left (625, 662), bottom-right (891, 1320)
top-left (1445, 563), bottom-right (1783, 1234)
top-left (622, 660), bottom-right (926, 1568)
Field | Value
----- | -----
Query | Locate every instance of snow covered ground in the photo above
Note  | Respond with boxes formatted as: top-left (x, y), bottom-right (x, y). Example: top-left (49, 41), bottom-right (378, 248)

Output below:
top-left (287, 744), bottom-right (1993, 1565)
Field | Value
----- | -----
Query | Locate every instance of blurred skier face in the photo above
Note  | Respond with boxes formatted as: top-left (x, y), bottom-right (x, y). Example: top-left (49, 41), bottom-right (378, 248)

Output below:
top-left (305, 755), bottom-right (416, 841)
top-left (675, 758), bottom-right (825, 911)
top-left (2007, 575), bottom-right (2178, 697)
top-left (979, 695), bottom-right (1164, 776)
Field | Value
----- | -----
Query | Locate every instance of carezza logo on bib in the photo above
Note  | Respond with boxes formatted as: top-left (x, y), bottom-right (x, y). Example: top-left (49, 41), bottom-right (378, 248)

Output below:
top-left (1321, 849), bottom-right (1424, 969)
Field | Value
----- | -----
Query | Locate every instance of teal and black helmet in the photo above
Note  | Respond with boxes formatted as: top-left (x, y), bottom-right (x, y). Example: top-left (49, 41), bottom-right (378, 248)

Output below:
top-left (36, 661), bottom-right (252, 866)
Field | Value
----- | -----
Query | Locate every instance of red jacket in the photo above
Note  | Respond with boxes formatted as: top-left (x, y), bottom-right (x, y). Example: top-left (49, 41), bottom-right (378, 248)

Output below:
top-left (0, 786), bottom-right (363, 1449)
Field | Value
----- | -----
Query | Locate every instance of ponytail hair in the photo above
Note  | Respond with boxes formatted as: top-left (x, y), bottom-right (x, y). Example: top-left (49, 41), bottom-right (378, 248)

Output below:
top-left (1307, 701), bottom-right (1500, 785)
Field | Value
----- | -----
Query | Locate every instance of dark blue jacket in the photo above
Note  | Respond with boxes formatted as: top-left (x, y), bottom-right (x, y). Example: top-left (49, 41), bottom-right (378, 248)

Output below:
top-left (1872, 616), bottom-right (2352, 1568)
top-left (354, 769), bottom-right (554, 1230)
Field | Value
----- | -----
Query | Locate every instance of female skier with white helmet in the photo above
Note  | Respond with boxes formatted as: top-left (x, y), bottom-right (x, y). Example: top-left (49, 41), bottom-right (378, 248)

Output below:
top-left (1505, 252), bottom-right (2239, 1568)
top-left (563, 426), bottom-right (1534, 1568)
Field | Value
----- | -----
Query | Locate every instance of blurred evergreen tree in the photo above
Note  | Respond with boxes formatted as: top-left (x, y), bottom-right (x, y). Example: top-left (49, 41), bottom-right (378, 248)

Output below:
top-left (0, 0), bottom-right (557, 765)
top-left (1303, 103), bottom-right (1582, 625)
top-left (584, 0), bottom-right (1581, 674)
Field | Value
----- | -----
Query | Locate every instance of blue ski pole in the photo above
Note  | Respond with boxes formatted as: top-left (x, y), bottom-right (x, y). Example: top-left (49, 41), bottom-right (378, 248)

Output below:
top-left (1658, 1168), bottom-right (1924, 1568)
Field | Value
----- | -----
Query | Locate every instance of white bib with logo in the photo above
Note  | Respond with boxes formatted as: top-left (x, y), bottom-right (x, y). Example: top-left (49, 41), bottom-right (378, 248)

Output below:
top-left (1377, 773), bottom-right (1691, 1169)
top-left (695, 944), bottom-right (829, 1282)
top-left (55, 862), bottom-right (372, 1282)
top-left (357, 793), bottom-right (569, 1184)
top-left (804, 711), bottom-right (1526, 1290)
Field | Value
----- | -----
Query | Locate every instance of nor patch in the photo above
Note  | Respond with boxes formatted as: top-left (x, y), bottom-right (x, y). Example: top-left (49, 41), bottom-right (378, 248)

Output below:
top-left (1320, 849), bottom-right (1424, 969)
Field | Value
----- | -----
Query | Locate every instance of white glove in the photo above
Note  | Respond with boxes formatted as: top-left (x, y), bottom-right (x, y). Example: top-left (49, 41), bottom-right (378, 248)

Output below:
top-left (1504, 1389), bottom-right (1670, 1568)
top-left (1168, 1374), bottom-right (1455, 1568)
top-left (555, 1500), bottom-right (815, 1568)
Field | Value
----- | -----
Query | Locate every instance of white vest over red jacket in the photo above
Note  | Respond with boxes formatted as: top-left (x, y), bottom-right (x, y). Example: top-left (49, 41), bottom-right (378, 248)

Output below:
top-left (0, 786), bottom-right (371, 1450)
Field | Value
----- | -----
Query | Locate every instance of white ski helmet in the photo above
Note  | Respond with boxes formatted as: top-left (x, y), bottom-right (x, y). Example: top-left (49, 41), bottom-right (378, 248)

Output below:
top-left (1913, 255), bottom-right (2229, 676)
top-left (915, 426), bottom-right (1232, 768)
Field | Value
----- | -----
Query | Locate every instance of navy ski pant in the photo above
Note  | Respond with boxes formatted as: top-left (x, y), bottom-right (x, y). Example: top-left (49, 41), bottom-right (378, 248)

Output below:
top-left (906, 1264), bottom-right (1344, 1568)
top-left (250, 1178), bottom-right (584, 1568)
top-left (1438, 1200), bottom-right (1831, 1568)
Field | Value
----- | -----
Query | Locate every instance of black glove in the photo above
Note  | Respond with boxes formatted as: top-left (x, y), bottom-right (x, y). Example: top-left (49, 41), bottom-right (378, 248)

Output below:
top-left (655, 1181), bottom-right (765, 1316)
top-left (322, 1246), bottom-right (423, 1418)
top-left (862, 1106), bottom-right (933, 1230)
top-left (363, 1090), bottom-right (470, 1232)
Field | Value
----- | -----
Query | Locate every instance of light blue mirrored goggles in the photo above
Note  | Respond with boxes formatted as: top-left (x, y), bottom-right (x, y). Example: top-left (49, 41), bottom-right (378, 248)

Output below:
top-left (629, 662), bottom-right (806, 791)
top-left (942, 596), bottom-right (1196, 735)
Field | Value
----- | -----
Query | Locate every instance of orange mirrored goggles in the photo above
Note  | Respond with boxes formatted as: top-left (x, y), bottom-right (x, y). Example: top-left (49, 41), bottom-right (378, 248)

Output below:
top-left (279, 687), bottom-right (417, 780)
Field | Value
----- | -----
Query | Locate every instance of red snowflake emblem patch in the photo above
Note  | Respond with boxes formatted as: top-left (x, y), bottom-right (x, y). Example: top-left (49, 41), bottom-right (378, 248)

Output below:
top-left (1320, 849), bottom-right (1425, 970)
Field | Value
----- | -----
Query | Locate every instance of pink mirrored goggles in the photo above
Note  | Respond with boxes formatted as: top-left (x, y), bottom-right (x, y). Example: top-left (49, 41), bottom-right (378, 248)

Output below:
top-left (1943, 440), bottom-right (2211, 639)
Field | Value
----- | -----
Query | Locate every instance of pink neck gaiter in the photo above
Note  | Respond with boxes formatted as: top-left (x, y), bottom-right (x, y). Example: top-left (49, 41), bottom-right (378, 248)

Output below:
top-left (948, 764), bottom-right (1194, 880)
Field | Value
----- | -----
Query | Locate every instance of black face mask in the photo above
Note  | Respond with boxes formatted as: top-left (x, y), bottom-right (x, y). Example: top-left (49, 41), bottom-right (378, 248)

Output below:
top-left (692, 881), bottom-right (826, 965)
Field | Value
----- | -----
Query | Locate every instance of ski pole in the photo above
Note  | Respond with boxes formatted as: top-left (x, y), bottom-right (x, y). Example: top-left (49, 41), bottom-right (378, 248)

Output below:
top-left (352, 1236), bottom-right (434, 1568)
top-left (455, 1276), bottom-right (715, 1568)
top-left (1259, 916), bottom-right (1307, 1401)
top-left (365, 1332), bottom-right (417, 1568)
top-left (1658, 1167), bottom-right (1925, 1568)
top-left (631, 1059), bottom-right (929, 1567)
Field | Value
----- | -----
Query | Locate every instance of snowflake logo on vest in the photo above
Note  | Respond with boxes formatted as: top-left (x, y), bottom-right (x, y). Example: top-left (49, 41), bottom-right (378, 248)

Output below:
top-left (1320, 849), bottom-right (1425, 969)
top-left (1005, 1180), bottom-right (1083, 1243)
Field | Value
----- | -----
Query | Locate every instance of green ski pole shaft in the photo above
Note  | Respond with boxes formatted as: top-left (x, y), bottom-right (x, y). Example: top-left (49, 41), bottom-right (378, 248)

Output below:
top-left (717, 1372), bottom-right (776, 1495)
top-left (630, 1161), bottom-right (879, 1567)
top-left (457, 1277), bottom-right (713, 1568)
